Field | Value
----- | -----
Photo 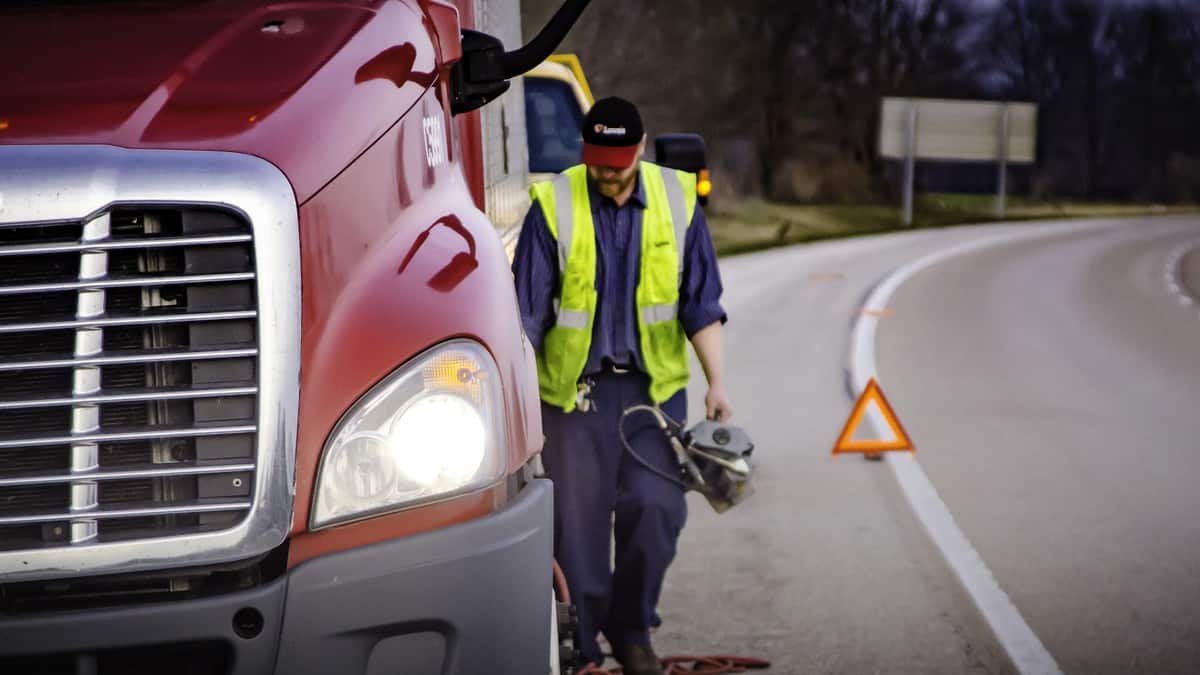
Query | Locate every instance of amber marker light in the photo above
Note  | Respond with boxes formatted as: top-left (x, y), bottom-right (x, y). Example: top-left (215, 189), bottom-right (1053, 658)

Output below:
top-left (697, 168), bottom-right (712, 198)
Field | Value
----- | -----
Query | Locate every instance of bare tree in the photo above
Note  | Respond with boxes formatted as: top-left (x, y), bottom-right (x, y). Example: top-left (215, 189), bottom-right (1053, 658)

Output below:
top-left (803, 0), bottom-right (972, 186)
top-left (523, 0), bottom-right (1200, 204)
top-left (983, 0), bottom-right (1067, 102)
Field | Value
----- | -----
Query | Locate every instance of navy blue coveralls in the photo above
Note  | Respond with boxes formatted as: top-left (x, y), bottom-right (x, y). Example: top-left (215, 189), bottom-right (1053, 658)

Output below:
top-left (512, 169), bottom-right (726, 665)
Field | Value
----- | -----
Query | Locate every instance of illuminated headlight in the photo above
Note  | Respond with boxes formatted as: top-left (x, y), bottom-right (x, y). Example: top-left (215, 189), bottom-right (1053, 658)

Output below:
top-left (311, 340), bottom-right (507, 528)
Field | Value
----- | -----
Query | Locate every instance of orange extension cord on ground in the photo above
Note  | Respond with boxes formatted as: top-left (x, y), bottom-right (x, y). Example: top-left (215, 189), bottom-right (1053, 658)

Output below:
top-left (576, 655), bottom-right (772, 674)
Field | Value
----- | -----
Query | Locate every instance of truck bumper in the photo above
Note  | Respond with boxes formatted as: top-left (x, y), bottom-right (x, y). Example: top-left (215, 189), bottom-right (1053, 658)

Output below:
top-left (0, 478), bottom-right (554, 675)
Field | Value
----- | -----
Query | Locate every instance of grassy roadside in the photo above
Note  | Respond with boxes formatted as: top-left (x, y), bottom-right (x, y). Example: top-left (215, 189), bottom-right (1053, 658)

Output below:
top-left (707, 193), bottom-right (1200, 257)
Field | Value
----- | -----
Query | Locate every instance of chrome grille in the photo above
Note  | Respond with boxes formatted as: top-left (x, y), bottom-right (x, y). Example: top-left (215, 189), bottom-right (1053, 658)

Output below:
top-left (0, 207), bottom-right (259, 550)
top-left (0, 145), bottom-right (298, 584)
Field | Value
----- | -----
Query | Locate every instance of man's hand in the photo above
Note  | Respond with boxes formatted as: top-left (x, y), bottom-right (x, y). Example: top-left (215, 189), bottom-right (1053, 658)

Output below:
top-left (705, 382), bottom-right (733, 421)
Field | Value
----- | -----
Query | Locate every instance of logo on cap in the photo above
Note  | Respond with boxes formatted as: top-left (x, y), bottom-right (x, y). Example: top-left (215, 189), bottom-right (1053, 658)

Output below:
top-left (594, 124), bottom-right (627, 136)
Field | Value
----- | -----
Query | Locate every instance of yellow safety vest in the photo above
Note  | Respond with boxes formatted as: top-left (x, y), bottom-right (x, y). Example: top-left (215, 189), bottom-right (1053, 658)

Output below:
top-left (529, 162), bottom-right (698, 412)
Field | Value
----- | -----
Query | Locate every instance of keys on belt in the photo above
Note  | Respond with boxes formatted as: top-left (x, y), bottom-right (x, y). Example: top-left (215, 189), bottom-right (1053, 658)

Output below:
top-left (574, 363), bottom-right (637, 413)
top-left (575, 378), bottom-right (597, 413)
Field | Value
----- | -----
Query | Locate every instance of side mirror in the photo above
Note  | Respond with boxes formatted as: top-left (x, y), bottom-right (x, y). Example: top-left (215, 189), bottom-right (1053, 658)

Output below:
top-left (655, 133), bottom-right (712, 206)
top-left (451, 0), bottom-right (592, 114)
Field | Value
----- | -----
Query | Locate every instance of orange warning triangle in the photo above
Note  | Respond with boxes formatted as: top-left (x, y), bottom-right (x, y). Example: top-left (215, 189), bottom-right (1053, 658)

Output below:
top-left (832, 378), bottom-right (915, 454)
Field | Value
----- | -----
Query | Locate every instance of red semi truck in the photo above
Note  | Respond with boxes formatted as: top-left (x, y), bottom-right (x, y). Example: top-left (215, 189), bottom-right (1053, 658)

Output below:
top-left (0, 1), bottom-right (588, 672)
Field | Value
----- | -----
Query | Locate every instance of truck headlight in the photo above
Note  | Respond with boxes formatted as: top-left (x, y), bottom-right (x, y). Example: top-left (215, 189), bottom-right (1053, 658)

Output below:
top-left (311, 340), bottom-right (507, 529)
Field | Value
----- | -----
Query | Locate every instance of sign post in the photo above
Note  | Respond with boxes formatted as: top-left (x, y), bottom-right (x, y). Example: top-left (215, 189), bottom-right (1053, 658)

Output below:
top-left (903, 100), bottom-right (917, 226)
top-left (996, 103), bottom-right (1010, 219)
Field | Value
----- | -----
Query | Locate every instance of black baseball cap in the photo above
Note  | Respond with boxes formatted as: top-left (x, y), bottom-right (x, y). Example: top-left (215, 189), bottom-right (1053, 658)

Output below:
top-left (582, 96), bottom-right (644, 168)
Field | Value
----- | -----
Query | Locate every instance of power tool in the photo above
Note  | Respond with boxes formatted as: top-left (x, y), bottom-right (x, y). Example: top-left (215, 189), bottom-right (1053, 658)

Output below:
top-left (619, 405), bottom-right (755, 513)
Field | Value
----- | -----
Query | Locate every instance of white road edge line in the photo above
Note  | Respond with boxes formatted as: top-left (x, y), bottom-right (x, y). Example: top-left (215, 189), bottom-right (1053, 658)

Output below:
top-left (1165, 240), bottom-right (1200, 306)
top-left (848, 225), bottom-right (1084, 675)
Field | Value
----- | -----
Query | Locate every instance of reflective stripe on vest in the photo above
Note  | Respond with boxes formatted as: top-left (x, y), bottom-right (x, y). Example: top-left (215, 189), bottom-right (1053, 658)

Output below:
top-left (660, 166), bottom-right (689, 277)
top-left (557, 309), bottom-right (589, 329)
top-left (640, 302), bottom-right (678, 324)
top-left (551, 173), bottom-right (573, 275)
top-left (530, 162), bottom-right (698, 411)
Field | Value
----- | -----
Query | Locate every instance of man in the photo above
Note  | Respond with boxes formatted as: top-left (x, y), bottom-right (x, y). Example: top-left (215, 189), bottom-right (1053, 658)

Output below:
top-left (512, 96), bottom-right (731, 675)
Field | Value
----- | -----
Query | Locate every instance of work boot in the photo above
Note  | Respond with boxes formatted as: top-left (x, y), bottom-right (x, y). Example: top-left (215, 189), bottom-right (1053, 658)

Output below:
top-left (613, 642), bottom-right (663, 675)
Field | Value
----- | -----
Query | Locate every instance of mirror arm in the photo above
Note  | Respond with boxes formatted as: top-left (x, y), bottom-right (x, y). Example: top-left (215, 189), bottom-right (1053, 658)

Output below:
top-left (499, 0), bottom-right (591, 78)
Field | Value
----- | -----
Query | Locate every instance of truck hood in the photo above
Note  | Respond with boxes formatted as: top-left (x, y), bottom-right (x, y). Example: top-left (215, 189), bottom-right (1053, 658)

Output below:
top-left (0, 0), bottom-right (440, 203)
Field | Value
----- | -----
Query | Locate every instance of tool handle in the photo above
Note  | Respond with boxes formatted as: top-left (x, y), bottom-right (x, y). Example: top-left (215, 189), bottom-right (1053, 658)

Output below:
top-left (670, 436), bottom-right (707, 487)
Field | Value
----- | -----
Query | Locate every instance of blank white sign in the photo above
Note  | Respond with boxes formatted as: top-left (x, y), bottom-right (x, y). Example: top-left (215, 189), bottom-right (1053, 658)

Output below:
top-left (879, 98), bottom-right (1037, 163)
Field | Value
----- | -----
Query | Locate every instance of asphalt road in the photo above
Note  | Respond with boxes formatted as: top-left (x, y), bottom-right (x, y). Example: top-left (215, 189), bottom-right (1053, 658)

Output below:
top-left (649, 216), bottom-right (1200, 674)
